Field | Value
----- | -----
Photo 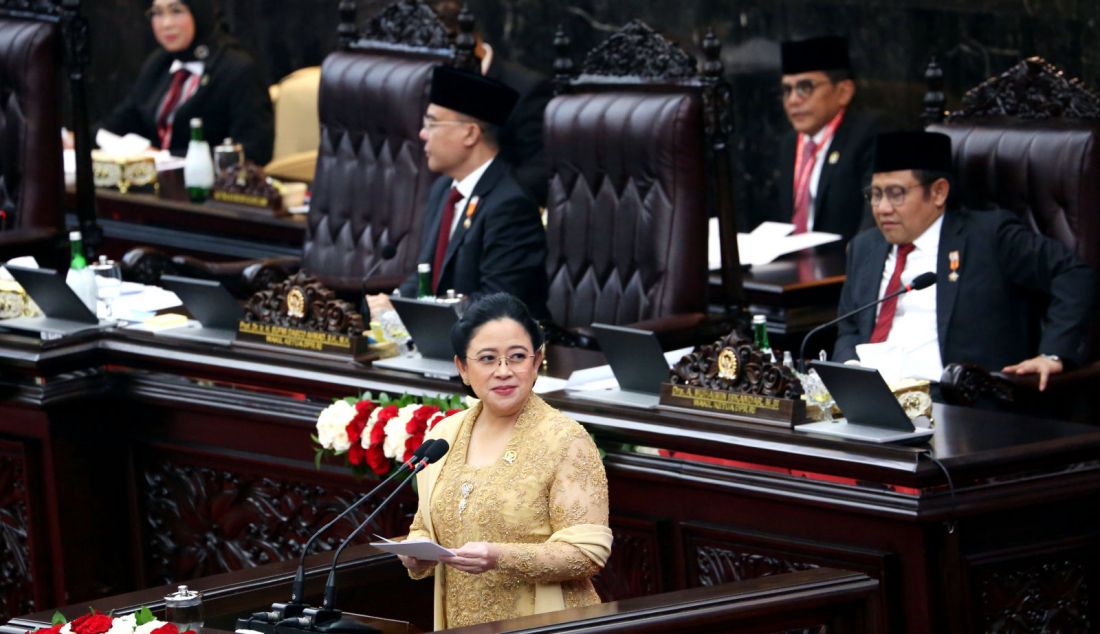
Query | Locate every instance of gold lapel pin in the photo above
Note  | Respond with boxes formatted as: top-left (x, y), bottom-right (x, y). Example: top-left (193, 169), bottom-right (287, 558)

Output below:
top-left (503, 449), bottom-right (517, 465)
top-left (828, 151), bottom-right (840, 164)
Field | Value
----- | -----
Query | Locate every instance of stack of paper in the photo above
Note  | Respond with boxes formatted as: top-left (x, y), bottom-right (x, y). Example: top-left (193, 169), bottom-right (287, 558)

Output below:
top-left (709, 218), bottom-right (842, 268)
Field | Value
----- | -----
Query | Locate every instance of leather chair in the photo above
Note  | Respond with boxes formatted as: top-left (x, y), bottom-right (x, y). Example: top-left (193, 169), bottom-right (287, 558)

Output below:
top-left (126, 0), bottom-right (479, 298)
top-left (924, 57), bottom-right (1100, 422)
top-left (264, 66), bottom-right (321, 183)
top-left (0, 4), bottom-right (64, 265)
top-left (544, 21), bottom-right (741, 348)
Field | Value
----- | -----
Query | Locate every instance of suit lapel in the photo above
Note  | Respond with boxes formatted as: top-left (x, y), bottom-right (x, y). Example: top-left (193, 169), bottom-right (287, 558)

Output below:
top-left (440, 159), bottom-right (506, 274)
top-left (812, 115), bottom-right (851, 228)
top-left (936, 211), bottom-right (965, 357)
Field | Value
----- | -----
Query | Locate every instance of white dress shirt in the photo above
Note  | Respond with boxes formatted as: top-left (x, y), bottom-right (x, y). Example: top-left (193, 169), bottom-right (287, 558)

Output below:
top-left (447, 157), bottom-right (494, 236)
top-left (856, 214), bottom-right (944, 382)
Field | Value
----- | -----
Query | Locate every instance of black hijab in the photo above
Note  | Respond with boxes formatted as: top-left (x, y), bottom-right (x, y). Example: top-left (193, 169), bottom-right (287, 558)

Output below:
top-left (153, 0), bottom-right (230, 62)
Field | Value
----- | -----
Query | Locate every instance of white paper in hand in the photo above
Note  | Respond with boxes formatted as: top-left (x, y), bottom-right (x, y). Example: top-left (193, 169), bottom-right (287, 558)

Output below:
top-left (370, 537), bottom-right (455, 561)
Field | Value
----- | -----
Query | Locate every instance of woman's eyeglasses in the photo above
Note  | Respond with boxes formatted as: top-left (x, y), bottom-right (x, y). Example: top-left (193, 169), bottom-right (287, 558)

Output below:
top-left (467, 352), bottom-right (536, 368)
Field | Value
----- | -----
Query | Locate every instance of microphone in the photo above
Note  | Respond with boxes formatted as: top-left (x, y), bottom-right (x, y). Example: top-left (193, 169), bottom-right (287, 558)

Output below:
top-left (309, 440), bottom-right (451, 634)
top-left (360, 243), bottom-right (398, 322)
top-left (238, 440), bottom-right (438, 634)
top-left (798, 271), bottom-right (937, 372)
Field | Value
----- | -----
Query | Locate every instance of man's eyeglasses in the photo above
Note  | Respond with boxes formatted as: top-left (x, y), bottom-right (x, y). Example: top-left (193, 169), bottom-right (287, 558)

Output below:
top-left (467, 351), bottom-right (537, 369)
top-left (422, 116), bottom-right (475, 131)
top-left (145, 4), bottom-right (188, 20)
top-left (864, 184), bottom-right (921, 208)
top-left (781, 79), bottom-right (827, 101)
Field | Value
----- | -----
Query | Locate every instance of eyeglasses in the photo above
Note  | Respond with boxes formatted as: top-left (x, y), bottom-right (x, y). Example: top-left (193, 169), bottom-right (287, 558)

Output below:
top-left (781, 79), bottom-right (827, 101)
top-left (145, 4), bottom-right (189, 20)
top-left (466, 351), bottom-right (537, 369)
top-left (864, 184), bottom-right (922, 208)
top-left (422, 116), bottom-right (475, 131)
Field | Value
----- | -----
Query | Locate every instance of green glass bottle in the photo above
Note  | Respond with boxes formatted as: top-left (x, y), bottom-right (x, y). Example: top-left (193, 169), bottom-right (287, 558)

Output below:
top-left (752, 314), bottom-right (772, 357)
top-left (416, 263), bottom-right (433, 298)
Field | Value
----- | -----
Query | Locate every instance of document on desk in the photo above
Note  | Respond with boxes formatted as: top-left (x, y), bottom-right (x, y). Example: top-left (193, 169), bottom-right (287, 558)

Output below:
top-left (370, 535), bottom-right (454, 560)
top-left (708, 218), bottom-right (842, 268)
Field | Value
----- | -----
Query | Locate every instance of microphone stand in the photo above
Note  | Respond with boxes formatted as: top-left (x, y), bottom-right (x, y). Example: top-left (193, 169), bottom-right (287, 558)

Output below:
top-left (309, 460), bottom-right (432, 634)
top-left (240, 443), bottom-right (434, 633)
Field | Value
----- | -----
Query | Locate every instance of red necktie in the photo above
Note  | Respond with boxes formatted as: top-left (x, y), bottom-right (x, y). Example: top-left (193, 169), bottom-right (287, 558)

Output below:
top-left (869, 243), bottom-right (916, 343)
top-left (432, 186), bottom-right (463, 292)
top-left (791, 137), bottom-right (817, 234)
top-left (156, 69), bottom-right (191, 150)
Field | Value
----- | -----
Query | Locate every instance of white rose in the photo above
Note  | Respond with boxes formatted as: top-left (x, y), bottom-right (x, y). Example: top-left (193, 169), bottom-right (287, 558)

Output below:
top-left (382, 404), bottom-right (419, 459)
top-left (60, 625), bottom-right (72, 634)
top-left (104, 614), bottom-right (136, 634)
top-left (134, 621), bottom-right (166, 634)
top-left (315, 400), bottom-right (356, 451)
top-left (360, 405), bottom-right (386, 449)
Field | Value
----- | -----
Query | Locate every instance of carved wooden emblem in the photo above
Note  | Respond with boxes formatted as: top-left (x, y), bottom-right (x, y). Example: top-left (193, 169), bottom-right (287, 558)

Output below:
top-left (661, 330), bottom-right (805, 426)
top-left (581, 20), bottom-right (697, 80)
top-left (239, 272), bottom-right (369, 357)
top-left (360, 0), bottom-right (450, 49)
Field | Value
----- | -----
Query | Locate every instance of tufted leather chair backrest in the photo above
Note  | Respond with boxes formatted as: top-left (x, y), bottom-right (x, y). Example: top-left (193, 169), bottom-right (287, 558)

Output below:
top-left (929, 121), bottom-right (1100, 359)
top-left (544, 89), bottom-right (708, 328)
top-left (0, 17), bottom-right (62, 234)
top-left (303, 50), bottom-right (443, 293)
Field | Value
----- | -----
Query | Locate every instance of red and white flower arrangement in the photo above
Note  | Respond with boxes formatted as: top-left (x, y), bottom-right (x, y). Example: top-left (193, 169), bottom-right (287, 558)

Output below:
top-left (34, 608), bottom-right (192, 634)
top-left (313, 392), bottom-right (466, 477)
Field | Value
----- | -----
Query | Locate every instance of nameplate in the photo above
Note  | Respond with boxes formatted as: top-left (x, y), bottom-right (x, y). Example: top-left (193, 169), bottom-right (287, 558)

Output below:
top-left (237, 321), bottom-right (368, 357)
top-left (659, 383), bottom-right (806, 427)
top-left (212, 190), bottom-right (280, 210)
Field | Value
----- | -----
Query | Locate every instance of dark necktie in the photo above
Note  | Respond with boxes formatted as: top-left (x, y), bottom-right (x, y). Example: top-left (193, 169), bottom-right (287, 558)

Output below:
top-left (156, 68), bottom-right (192, 150)
top-left (791, 137), bottom-right (817, 234)
top-left (869, 243), bottom-right (916, 343)
top-left (432, 186), bottom-right (463, 292)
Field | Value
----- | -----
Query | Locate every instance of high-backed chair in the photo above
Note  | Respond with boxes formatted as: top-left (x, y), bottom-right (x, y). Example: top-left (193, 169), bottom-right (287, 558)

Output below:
top-left (544, 21), bottom-right (741, 348)
top-left (264, 66), bottom-right (321, 183)
top-left (924, 57), bottom-right (1100, 422)
top-left (0, 0), bottom-right (97, 267)
top-left (125, 0), bottom-right (478, 298)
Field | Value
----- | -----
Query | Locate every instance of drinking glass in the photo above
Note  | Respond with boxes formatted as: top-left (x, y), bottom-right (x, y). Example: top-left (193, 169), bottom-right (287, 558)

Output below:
top-left (91, 256), bottom-right (122, 319)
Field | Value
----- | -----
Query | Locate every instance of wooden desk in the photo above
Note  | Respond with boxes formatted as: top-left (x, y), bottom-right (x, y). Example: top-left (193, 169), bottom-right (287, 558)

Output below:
top-left (1, 329), bottom-right (1098, 633)
top-left (712, 245), bottom-right (848, 352)
top-left (65, 188), bottom-right (306, 261)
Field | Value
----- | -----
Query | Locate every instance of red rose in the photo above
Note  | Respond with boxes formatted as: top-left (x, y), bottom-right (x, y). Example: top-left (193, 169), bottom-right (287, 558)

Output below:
top-left (347, 443), bottom-right (366, 465)
top-left (33, 625), bottom-right (64, 634)
top-left (70, 614), bottom-right (113, 634)
top-left (445, 408), bottom-right (464, 417)
top-left (149, 624), bottom-right (181, 634)
top-left (365, 443), bottom-right (391, 476)
top-left (355, 400), bottom-right (376, 415)
top-left (404, 433), bottom-right (425, 462)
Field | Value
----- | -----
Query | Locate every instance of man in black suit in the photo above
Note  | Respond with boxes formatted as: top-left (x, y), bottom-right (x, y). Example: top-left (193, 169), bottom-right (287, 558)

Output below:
top-left (833, 131), bottom-right (1095, 390)
top-left (770, 36), bottom-right (877, 243)
top-left (367, 66), bottom-right (548, 317)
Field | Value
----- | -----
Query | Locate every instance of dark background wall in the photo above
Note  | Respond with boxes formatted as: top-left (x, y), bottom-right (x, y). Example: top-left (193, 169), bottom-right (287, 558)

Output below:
top-left (84, 0), bottom-right (1100, 220)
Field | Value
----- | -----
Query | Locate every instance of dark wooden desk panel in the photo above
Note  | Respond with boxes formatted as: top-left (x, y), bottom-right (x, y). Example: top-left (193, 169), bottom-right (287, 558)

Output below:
top-left (712, 245), bottom-right (848, 352)
top-left (2, 330), bottom-right (1099, 632)
top-left (66, 188), bottom-right (305, 261)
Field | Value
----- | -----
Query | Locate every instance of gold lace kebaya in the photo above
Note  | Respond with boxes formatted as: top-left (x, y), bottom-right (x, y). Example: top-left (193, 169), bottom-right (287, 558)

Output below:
top-left (406, 395), bottom-right (611, 629)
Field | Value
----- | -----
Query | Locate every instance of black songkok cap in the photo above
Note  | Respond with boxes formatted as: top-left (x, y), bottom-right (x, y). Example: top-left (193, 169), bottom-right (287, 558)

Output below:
top-left (429, 66), bottom-right (519, 127)
top-left (873, 131), bottom-right (954, 173)
top-left (781, 36), bottom-right (851, 75)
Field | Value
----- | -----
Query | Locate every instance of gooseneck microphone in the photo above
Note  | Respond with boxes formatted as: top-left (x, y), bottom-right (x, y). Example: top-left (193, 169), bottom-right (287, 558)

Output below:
top-left (307, 440), bottom-right (451, 634)
top-left (798, 271), bottom-right (937, 372)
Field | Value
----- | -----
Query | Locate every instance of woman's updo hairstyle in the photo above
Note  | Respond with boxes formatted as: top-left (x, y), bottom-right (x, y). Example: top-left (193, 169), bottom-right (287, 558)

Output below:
top-left (451, 293), bottom-right (544, 361)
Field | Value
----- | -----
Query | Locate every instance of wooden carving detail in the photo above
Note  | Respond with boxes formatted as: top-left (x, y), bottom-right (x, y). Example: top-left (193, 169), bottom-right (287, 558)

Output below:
top-left (695, 545), bottom-right (818, 586)
top-left (581, 20), bottom-right (697, 80)
top-left (140, 460), bottom-right (415, 585)
top-left (359, 0), bottom-right (450, 50)
top-left (0, 452), bottom-right (33, 621)
top-left (242, 272), bottom-right (364, 336)
top-left (592, 525), bottom-right (661, 601)
top-left (669, 331), bottom-right (804, 399)
top-left (922, 56), bottom-right (946, 126)
top-left (212, 162), bottom-right (282, 210)
top-left (978, 558), bottom-right (1092, 633)
top-left (948, 56), bottom-right (1100, 121)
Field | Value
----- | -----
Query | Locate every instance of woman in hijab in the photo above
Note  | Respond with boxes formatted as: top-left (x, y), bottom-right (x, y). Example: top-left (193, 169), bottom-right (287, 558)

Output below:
top-left (98, 0), bottom-right (274, 164)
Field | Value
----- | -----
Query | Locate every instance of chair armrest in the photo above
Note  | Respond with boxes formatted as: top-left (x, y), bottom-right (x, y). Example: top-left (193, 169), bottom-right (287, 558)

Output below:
top-left (172, 254), bottom-right (300, 297)
top-left (121, 246), bottom-right (182, 284)
top-left (363, 273), bottom-right (405, 295)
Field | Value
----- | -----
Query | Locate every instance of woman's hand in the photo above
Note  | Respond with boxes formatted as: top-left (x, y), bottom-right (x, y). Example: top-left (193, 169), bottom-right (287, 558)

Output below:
top-left (439, 541), bottom-right (501, 574)
top-left (397, 537), bottom-right (435, 575)
top-left (398, 553), bottom-right (435, 575)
